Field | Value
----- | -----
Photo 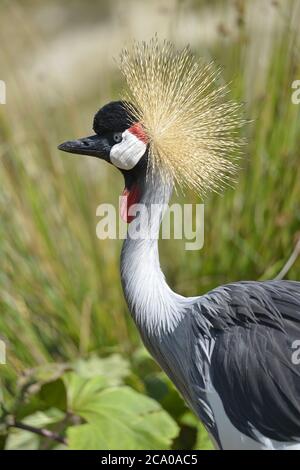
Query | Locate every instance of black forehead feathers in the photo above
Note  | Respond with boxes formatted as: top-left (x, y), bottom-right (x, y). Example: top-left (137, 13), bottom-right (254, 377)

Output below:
top-left (93, 101), bottom-right (136, 135)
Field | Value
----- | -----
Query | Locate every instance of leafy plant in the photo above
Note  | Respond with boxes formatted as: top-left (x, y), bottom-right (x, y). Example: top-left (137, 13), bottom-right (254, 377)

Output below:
top-left (0, 355), bottom-right (179, 450)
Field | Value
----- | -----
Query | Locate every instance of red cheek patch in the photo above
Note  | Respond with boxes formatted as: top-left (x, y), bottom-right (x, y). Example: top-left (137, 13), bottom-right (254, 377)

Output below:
top-left (120, 184), bottom-right (141, 223)
top-left (128, 122), bottom-right (148, 144)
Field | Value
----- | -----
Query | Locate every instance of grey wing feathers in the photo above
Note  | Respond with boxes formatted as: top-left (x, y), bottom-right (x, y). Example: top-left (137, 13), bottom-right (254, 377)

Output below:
top-left (199, 280), bottom-right (300, 332)
top-left (199, 280), bottom-right (300, 442)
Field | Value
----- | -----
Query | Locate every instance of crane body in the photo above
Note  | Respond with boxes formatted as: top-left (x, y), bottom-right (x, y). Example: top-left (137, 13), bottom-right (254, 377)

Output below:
top-left (120, 169), bottom-right (300, 450)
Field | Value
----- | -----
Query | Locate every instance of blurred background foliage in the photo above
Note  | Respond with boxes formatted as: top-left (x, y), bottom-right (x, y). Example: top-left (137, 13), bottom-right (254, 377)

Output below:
top-left (0, 0), bottom-right (300, 450)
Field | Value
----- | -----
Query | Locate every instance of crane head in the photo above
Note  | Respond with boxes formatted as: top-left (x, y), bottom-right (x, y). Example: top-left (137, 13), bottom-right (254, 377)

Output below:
top-left (59, 38), bottom-right (246, 221)
top-left (58, 100), bottom-right (149, 222)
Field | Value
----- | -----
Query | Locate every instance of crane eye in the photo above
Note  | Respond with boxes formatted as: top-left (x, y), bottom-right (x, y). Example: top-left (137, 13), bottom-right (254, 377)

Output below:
top-left (113, 132), bottom-right (122, 144)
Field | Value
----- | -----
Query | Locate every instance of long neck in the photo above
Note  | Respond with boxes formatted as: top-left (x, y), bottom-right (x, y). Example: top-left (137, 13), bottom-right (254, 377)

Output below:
top-left (120, 174), bottom-right (185, 335)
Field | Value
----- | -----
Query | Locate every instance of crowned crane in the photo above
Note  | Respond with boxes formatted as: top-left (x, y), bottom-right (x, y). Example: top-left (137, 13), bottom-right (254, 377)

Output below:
top-left (58, 39), bottom-right (300, 450)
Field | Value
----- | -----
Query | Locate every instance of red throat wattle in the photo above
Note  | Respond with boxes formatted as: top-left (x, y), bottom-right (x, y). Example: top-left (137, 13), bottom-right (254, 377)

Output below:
top-left (120, 184), bottom-right (141, 223)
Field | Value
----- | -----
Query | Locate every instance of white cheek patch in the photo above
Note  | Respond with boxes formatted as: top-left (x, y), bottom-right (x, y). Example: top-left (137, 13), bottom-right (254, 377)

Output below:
top-left (110, 129), bottom-right (147, 170)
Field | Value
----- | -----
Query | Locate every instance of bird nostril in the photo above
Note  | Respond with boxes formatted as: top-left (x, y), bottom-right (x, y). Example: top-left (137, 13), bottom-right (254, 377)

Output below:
top-left (82, 140), bottom-right (90, 147)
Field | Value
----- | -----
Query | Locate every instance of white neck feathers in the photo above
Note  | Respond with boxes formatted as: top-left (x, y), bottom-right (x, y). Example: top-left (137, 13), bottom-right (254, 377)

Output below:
top-left (120, 177), bottom-right (185, 335)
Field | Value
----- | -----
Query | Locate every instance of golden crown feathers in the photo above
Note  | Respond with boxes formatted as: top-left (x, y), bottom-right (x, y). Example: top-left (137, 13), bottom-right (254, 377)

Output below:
top-left (119, 37), bottom-right (246, 196)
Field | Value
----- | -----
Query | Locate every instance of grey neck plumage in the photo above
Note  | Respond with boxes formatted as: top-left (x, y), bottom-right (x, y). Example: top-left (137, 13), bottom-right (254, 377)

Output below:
top-left (120, 173), bottom-right (186, 336)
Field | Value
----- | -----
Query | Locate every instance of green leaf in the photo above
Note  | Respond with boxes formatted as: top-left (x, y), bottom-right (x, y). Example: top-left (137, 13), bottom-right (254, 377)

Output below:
top-left (15, 395), bottom-right (46, 421)
top-left (194, 422), bottom-right (214, 450)
top-left (6, 427), bottom-right (39, 450)
top-left (67, 385), bottom-right (179, 450)
top-left (180, 411), bottom-right (214, 450)
top-left (72, 354), bottom-right (130, 385)
top-left (180, 412), bottom-right (214, 450)
top-left (39, 379), bottom-right (67, 411)
top-left (0, 434), bottom-right (7, 450)
top-left (63, 372), bottom-right (107, 414)
top-left (144, 373), bottom-right (169, 402)
top-left (16, 379), bottom-right (67, 420)
top-left (5, 409), bottom-right (64, 450)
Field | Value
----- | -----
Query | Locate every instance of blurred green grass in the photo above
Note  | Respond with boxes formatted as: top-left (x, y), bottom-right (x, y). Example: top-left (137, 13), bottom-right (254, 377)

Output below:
top-left (0, 0), bottom-right (300, 449)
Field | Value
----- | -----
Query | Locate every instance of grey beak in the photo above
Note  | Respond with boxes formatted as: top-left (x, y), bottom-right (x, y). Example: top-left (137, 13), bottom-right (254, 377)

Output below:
top-left (58, 134), bottom-right (109, 160)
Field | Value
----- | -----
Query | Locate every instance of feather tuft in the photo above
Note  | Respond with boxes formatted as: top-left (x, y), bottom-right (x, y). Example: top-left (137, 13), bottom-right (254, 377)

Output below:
top-left (119, 37), bottom-right (246, 196)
